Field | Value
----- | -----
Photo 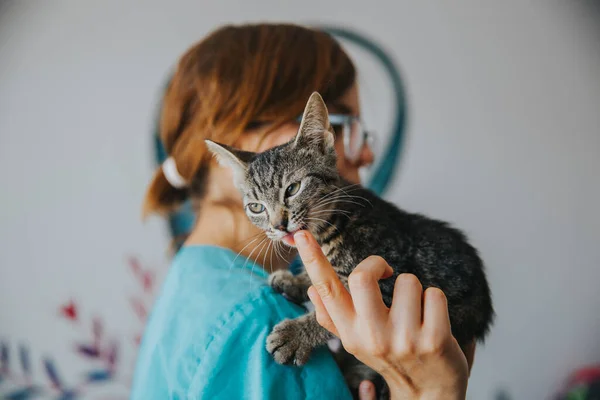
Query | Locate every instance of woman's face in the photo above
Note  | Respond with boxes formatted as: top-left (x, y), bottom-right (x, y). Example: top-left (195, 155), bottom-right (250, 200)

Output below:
top-left (238, 83), bottom-right (374, 184)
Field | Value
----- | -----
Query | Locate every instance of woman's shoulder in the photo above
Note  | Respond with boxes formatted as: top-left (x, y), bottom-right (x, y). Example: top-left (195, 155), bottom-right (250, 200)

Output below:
top-left (137, 245), bottom-right (293, 354)
top-left (131, 245), bottom-right (352, 399)
top-left (157, 245), bottom-right (305, 325)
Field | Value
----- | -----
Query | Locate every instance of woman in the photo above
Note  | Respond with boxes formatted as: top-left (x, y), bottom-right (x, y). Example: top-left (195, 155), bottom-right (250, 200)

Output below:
top-left (132, 23), bottom-right (472, 399)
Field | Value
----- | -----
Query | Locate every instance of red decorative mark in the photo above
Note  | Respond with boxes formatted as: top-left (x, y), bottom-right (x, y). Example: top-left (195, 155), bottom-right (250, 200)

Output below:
top-left (129, 256), bottom-right (155, 293)
top-left (128, 257), bottom-right (142, 276)
top-left (75, 344), bottom-right (100, 359)
top-left (60, 300), bottom-right (78, 321)
top-left (141, 271), bottom-right (154, 293)
top-left (106, 342), bottom-right (118, 369)
top-left (129, 297), bottom-right (147, 321)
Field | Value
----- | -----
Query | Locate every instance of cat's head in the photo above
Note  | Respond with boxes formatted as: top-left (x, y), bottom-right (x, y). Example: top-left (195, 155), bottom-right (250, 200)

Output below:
top-left (205, 92), bottom-right (339, 246)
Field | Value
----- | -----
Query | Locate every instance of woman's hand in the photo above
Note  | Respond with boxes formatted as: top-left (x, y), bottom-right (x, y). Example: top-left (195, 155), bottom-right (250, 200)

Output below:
top-left (294, 230), bottom-right (473, 400)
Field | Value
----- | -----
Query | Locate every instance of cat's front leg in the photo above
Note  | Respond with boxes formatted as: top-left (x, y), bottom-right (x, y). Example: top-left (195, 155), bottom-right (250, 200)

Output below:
top-left (266, 311), bottom-right (333, 366)
top-left (268, 270), bottom-right (311, 304)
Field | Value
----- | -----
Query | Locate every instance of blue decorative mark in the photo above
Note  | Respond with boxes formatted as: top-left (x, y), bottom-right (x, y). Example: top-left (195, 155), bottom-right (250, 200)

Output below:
top-left (1, 341), bottom-right (10, 371)
top-left (18, 345), bottom-right (31, 377)
top-left (43, 358), bottom-right (63, 389)
top-left (86, 369), bottom-right (112, 382)
top-left (4, 386), bottom-right (39, 400)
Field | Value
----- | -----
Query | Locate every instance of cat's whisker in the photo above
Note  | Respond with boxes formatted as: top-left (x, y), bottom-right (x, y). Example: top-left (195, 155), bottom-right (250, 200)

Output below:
top-left (280, 242), bottom-right (288, 258)
top-left (274, 241), bottom-right (284, 262)
top-left (243, 236), bottom-right (269, 275)
top-left (319, 187), bottom-right (367, 197)
top-left (269, 240), bottom-right (277, 271)
top-left (305, 217), bottom-right (339, 233)
top-left (250, 237), bottom-right (270, 279)
top-left (313, 188), bottom-right (363, 208)
top-left (315, 192), bottom-right (368, 204)
top-left (340, 194), bottom-right (372, 207)
top-left (234, 230), bottom-right (267, 250)
top-left (310, 207), bottom-right (352, 216)
top-left (313, 198), bottom-right (367, 209)
top-left (305, 216), bottom-right (335, 225)
top-left (309, 209), bottom-right (352, 221)
top-left (310, 208), bottom-right (351, 218)
top-left (315, 184), bottom-right (362, 204)
top-left (279, 241), bottom-right (291, 259)
top-left (310, 211), bottom-right (351, 219)
top-left (263, 240), bottom-right (273, 273)
top-left (316, 192), bottom-right (372, 206)
top-left (273, 240), bottom-right (287, 269)
top-left (229, 236), bottom-right (260, 276)
top-left (305, 221), bottom-right (324, 236)
top-left (325, 193), bottom-right (372, 204)
top-left (312, 201), bottom-right (341, 210)
top-left (236, 230), bottom-right (267, 247)
top-left (231, 232), bottom-right (266, 269)
top-left (224, 235), bottom-right (262, 291)
top-left (270, 240), bottom-right (277, 267)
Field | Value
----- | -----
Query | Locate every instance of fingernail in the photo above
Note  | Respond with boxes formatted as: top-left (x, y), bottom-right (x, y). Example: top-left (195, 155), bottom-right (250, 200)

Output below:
top-left (294, 231), bottom-right (307, 246)
top-left (359, 381), bottom-right (373, 396)
top-left (307, 286), bottom-right (316, 302)
top-left (385, 265), bottom-right (394, 277)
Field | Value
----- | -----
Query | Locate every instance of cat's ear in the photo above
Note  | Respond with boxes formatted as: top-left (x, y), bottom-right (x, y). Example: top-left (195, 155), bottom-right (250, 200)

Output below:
top-left (294, 92), bottom-right (335, 152)
top-left (204, 140), bottom-right (255, 186)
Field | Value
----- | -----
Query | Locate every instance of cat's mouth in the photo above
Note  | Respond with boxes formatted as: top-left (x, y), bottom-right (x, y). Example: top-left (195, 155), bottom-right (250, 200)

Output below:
top-left (276, 224), bottom-right (307, 247)
top-left (281, 231), bottom-right (298, 247)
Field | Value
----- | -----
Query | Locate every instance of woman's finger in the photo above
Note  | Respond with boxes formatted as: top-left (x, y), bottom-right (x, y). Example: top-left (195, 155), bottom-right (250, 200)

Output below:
top-left (421, 287), bottom-right (452, 345)
top-left (389, 274), bottom-right (423, 334)
top-left (295, 230), bottom-right (355, 327)
top-left (347, 256), bottom-right (391, 323)
top-left (307, 286), bottom-right (339, 336)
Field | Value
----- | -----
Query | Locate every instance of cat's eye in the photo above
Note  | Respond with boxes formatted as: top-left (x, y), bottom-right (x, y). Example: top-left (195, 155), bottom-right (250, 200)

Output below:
top-left (247, 203), bottom-right (265, 214)
top-left (285, 182), bottom-right (301, 198)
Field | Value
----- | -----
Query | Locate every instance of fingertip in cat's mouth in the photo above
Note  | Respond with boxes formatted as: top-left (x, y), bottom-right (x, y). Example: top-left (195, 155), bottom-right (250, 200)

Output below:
top-left (281, 227), bottom-right (308, 247)
top-left (281, 232), bottom-right (296, 247)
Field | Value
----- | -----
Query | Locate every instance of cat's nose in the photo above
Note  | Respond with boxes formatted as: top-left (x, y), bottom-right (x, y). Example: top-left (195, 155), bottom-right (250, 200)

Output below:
top-left (274, 216), bottom-right (288, 232)
top-left (273, 213), bottom-right (289, 232)
top-left (274, 222), bottom-right (287, 232)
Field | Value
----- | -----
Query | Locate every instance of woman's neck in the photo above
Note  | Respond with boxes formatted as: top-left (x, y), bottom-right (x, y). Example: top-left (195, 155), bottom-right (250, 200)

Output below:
top-left (185, 168), bottom-right (295, 272)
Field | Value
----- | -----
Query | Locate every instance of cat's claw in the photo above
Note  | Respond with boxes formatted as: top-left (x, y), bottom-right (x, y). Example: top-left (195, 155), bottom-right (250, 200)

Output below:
top-left (266, 319), bottom-right (313, 366)
top-left (268, 270), bottom-right (307, 304)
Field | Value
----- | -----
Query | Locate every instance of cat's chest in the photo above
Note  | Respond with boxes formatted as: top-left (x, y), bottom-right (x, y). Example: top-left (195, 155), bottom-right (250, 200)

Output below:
top-left (320, 235), bottom-right (356, 274)
top-left (320, 238), bottom-right (340, 260)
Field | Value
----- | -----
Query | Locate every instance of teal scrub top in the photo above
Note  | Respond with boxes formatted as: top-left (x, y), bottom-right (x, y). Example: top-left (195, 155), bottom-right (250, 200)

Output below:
top-left (130, 245), bottom-right (352, 399)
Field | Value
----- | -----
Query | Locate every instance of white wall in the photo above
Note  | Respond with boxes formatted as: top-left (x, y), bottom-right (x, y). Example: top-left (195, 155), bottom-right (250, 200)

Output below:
top-left (1, 1), bottom-right (599, 399)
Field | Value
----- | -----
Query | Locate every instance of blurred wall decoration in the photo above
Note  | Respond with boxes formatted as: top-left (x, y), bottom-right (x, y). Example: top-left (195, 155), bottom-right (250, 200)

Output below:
top-left (1, 1), bottom-right (599, 399)
top-left (0, 257), bottom-right (156, 399)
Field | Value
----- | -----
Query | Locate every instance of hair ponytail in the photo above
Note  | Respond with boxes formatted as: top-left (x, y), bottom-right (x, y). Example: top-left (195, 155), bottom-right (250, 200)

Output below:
top-left (142, 166), bottom-right (189, 218)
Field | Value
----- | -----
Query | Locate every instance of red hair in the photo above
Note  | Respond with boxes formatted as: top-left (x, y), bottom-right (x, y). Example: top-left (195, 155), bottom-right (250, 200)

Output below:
top-left (143, 23), bottom-right (356, 217)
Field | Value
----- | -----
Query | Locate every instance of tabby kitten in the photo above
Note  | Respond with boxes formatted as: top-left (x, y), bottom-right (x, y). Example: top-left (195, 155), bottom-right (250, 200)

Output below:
top-left (205, 92), bottom-right (494, 398)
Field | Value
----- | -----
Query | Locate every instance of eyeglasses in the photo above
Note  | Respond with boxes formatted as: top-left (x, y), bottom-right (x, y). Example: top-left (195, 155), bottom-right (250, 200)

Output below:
top-left (296, 114), bottom-right (375, 163)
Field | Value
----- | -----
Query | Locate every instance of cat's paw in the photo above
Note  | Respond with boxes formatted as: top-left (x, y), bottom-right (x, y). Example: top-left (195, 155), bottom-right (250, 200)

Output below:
top-left (266, 319), bottom-right (314, 366)
top-left (268, 270), bottom-right (307, 304)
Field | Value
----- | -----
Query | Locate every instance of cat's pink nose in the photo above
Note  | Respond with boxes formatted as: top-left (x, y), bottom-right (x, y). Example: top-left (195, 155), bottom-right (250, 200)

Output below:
top-left (273, 215), bottom-right (288, 232)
